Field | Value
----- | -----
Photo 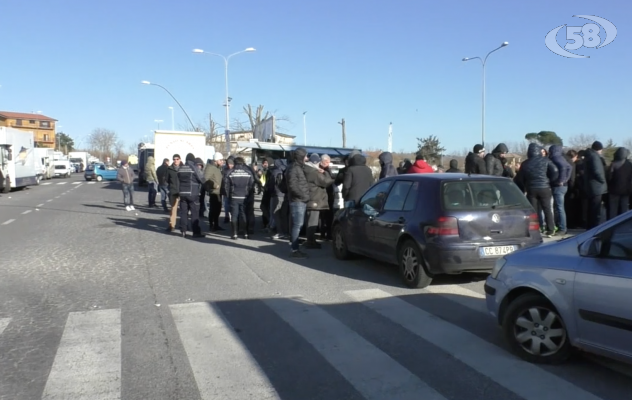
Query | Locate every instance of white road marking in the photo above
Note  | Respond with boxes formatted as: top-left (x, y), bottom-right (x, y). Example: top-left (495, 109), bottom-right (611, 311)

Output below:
top-left (264, 297), bottom-right (447, 400)
top-left (423, 284), bottom-right (487, 313)
top-left (72, 182), bottom-right (82, 185)
top-left (46, 199), bottom-right (52, 202)
top-left (87, 182), bottom-right (95, 185)
top-left (57, 182), bottom-right (67, 185)
top-left (0, 318), bottom-right (10, 335)
top-left (171, 302), bottom-right (280, 400)
top-left (42, 309), bottom-right (121, 400)
top-left (345, 289), bottom-right (602, 400)
top-left (37, 203), bottom-right (44, 207)
top-left (2, 219), bottom-right (15, 225)
top-left (55, 196), bottom-right (60, 199)
top-left (40, 182), bottom-right (52, 186)
top-left (21, 210), bottom-right (32, 215)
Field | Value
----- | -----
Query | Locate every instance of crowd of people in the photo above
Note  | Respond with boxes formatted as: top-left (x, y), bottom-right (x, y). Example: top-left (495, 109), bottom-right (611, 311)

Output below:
top-left (116, 139), bottom-right (629, 256)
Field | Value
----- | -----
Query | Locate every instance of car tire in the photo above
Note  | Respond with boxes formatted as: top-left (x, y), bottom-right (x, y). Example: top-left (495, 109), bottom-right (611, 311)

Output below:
top-left (96, 175), bottom-right (103, 182)
top-left (501, 293), bottom-right (571, 364)
top-left (36, 175), bottom-right (41, 185)
top-left (398, 240), bottom-right (432, 289)
top-left (332, 224), bottom-right (354, 260)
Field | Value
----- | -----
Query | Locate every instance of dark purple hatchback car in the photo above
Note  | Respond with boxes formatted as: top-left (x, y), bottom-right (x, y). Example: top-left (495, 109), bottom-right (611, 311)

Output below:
top-left (332, 173), bottom-right (542, 288)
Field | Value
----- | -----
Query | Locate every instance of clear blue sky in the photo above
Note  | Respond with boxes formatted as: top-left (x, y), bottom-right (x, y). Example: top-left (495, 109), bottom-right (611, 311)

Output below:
top-left (0, 0), bottom-right (629, 154)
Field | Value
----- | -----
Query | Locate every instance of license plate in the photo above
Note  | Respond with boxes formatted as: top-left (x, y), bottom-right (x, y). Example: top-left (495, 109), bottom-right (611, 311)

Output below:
top-left (479, 245), bottom-right (516, 257)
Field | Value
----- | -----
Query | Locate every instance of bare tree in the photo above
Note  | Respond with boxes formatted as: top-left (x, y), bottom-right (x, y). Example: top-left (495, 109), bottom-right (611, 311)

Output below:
top-left (114, 140), bottom-right (126, 160)
top-left (88, 128), bottom-right (118, 161)
top-left (241, 104), bottom-right (291, 133)
top-left (567, 133), bottom-right (598, 149)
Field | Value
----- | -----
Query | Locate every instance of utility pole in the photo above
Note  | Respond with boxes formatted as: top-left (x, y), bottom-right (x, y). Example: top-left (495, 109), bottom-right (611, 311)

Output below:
top-left (338, 118), bottom-right (346, 148)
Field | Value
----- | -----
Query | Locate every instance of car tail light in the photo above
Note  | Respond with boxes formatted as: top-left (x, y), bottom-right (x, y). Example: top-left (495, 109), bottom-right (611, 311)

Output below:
top-left (528, 213), bottom-right (539, 231)
top-left (428, 216), bottom-right (459, 236)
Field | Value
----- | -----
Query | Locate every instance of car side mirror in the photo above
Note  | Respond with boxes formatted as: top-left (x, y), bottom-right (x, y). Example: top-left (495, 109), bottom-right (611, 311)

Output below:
top-left (579, 237), bottom-right (602, 257)
top-left (345, 200), bottom-right (356, 209)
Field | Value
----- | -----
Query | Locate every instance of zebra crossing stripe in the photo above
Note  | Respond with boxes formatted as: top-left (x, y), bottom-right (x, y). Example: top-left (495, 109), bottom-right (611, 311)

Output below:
top-left (345, 289), bottom-right (602, 400)
top-left (263, 297), bottom-right (447, 400)
top-left (0, 318), bottom-right (10, 335)
top-left (170, 302), bottom-right (280, 400)
top-left (423, 284), bottom-right (487, 313)
top-left (41, 309), bottom-right (121, 400)
top-left (40, 182), bottom-right (52, 185)
top-left (57, 182), bottom-right (67, 185)
top-left (72, 182), bottom-right (82, 184)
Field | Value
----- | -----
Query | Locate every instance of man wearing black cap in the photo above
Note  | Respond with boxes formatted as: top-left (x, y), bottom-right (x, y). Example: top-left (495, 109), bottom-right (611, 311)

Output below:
top-left (583, 141), bottom-right (607, 228)
top-left (177, 153), bottom-right (205, 238)
top-left (465, 144), bottom-right (488, 175)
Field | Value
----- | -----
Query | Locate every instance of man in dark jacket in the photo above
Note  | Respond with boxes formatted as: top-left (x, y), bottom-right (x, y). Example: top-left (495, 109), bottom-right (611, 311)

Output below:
top-left (548, 145), bottom-right (572, 234)
top-left (268, 158), bottom-right (289, 239)
top-left (304, 154), bottom-right (334, 248)
top-left (286, 148), bottom-right (310, 258)
top-left (334, 150), bottom-right (360, 186)
top-left (583, 141), bottom-right (607, 228)
top-left (378, 152), bottom-right (398, 180)
top-left (607, 147), bottom-right (632, 219)
top-left (156, 158), bottom-right (170, 212)
top-left (220, 157), bottom-right (234, 223)
top-left (520, 143), bottom-right (559, 236)
top-left (243, 162), bottom-right (260, 235)
top-left (225, 157), bottom-right (255, 239)
top-left (260, 157), bottom-right (273, 230)
top-left (564, 150), bottom-right (580, 228)
top-left (446, 159), bottom-right (461, 173)
top-left (465, 144), bottom-right (487, 174)
top-left (319, 154), bottom-right (336, 240)
top-left (177, 153), bottom-right (205, 238)
top-left (166, 154), bottom-right (181, 231)
top-left (485, 143), bottom-right (509, 176)
top-left (203, 153), bottom-right (224, 232)
top-left (342, 154), bottom-right (373, 203)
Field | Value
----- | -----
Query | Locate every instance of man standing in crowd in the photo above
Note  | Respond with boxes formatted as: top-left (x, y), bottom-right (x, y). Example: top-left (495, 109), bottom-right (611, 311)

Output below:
top-left (166, 154), bottom-right (181, 232)
top-left (260, 158), bottom-right (272, 231)
top-left (465, 144), bottom-right (487, 174)
top-left (117, 160), bottom-right (136, 211)
top-left (446, 159), bottom-right (461, 173)
top-left (406, 153), bottom-right (434, 173)
top-left (378, 151), bottom-right (398, 180)
top-left (564, 150), bottom-right (580, 228)
top-left (268, 159), bottom-right (289, 240)
top-left (177, 153), bottom-right (204, 238)
top-left (203, 153), bottom-right (225, 232)
top-left (286, 148), bottom-right (310, 258)
top-left (335, 150), bottom-right (360, 187)
top-left (194, 158), bottom-right (206, 218)
top-left (342, 153), bottom-right (373, 204)
top-left (220, 157), bottom-right (234, 224)
top-left (304, 153), bottom-right (334, 249)
top-left (225, 157), bottom-right (255, 240)
top-left (319, 154), bottom-right (336, 240)
top-left (156, 158), bottom-right (170, 212)
top-left (484, 143), bottom-right (509, 176)
top-left (607, 147), bottom-right (632, 219)
top-left (144, 156), bottom-right (159, 208)
top-left (583, 141), bottom-right (607, 229)
top-left (549, 145), bottom-right (572, 235)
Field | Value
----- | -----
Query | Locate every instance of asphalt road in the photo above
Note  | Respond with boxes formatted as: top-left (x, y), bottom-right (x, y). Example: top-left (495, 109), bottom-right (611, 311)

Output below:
top-left (0, 174), bottom-right (631, 400)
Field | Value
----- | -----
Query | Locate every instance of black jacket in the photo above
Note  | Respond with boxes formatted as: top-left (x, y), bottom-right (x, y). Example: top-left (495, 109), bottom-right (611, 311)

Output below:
top-left (520, 143), bottom-right (559, 191)
top-left (607, 147), bottom-right (632, 196)
top-left (342, 154), bottom-right (373, 203)
top-left (177, 160), bottom-right (204, 198)
top-left (378, 152), bottom-right (398, 180)
top-left (304, 163), bottom-right (334, 210)
top-left (166, 164), bottom-right (180, 195)
top-left (286, 148), bottom-right (310, 203)
top-left (156, 163), bottom-right (169, 186)
top-left (484, 143), bottom-right (508, 176)
top-left (548, 145), bottom-right (572, 186)
top-left (583, 148), bottom-right (607, 197)
top-left (465, 152), bottom-right (487, 175)
top-left (335, 150), bottom-right (361, 186)
top-left (446, 159), bottom-right (461, 173)
top-left (267, 159), bottom-right (287, 198)
top-left (225, 164), bottom-right (255, 200)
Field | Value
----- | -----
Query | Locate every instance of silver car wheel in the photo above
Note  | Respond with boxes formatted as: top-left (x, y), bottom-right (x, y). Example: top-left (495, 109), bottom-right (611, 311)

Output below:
top-left (402, 247), bottom-right (418, 282)
top-left (513, 306), bottom-right (566, 356)
top-left (335, 231), bottom-right (344, 252)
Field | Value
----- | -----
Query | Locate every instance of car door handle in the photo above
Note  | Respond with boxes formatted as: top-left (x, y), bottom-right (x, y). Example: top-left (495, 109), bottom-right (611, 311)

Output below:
top-left (398, 217), bottom-right (406, 223)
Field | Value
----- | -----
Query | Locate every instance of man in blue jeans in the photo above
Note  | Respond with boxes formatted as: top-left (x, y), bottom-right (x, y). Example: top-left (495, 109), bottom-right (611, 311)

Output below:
top-left (286, 148), bottom-right (310, 258)
top-left (549, 145), bottom-right (572, 235)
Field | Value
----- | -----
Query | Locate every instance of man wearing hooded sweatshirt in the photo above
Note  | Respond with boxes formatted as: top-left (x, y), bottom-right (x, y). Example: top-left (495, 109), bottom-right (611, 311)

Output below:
top-left (607, 147), bottom-right (632, 219)
top-left (342, 153), bottom-right (373, 203)
top-left (177, 153), bottom-right (205, 238)
top-left (225, 157), bottom-right (255, 239)
top-left (267, 158), bottom-right (289, 239)
top-left (519, 143), bottom-right (559, 236)
top-left (203, 153), bottom-right (225, 231)
top-left (144, 156), bottom-right (159, 207)
top-left (484, 143), bottom-right (509, 176)
top-left (446, 159), bottom-right (461, 173)
top-left (335, 150), bottom-right (361, 186)
top-left (583, 141), bottom-right (607, 228)
top-left (378, 152), bottom-right (398, 180)
top-left (465, 144), bottom-right (487, 174)
top-left (549, 145), bottom-right (572, 234)
top-left (406, 154), bottom-right (434, 174)
top-left (156, 158), bottom-right (170, 212)
top-left (166, 154), bottom-right (181, 231)
top-left (117, 160), bottom-right (136, 211)
top-left (304, 153), bottom-right (334, 248)
top-left (286, 148), bottom-right (310, 258)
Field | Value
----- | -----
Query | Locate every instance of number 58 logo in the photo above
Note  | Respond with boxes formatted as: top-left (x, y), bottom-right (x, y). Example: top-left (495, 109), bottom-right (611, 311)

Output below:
top-left (545, 15), bottom-right (617, 58)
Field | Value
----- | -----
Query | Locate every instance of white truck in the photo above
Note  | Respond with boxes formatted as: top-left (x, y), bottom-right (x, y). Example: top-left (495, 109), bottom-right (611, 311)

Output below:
top-left (53, 159), bottom-right (71, 178)
top-left (34, 147), bottom-right (55, 180)
top-left (153, 130), bottom-right (207, 168)
top-left (0, 127), bottom-right (39, 192)
top-left (68, 151), bottom-right (89, 172)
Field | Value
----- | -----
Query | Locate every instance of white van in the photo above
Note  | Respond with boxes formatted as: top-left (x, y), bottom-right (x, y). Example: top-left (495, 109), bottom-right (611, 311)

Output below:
top-left (53, 160), bottom-right (71, 178)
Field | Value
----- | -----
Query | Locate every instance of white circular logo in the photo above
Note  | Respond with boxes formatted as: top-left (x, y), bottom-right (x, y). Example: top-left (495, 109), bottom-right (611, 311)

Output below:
top-left (492, 214), bottom-right (500, 223)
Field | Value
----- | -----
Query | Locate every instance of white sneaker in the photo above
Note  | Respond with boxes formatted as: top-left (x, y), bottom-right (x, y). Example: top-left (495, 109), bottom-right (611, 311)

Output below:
top-left (126, 206), bottom-right (131, 211)
top-left (130, 206), bottom-right (135, 210)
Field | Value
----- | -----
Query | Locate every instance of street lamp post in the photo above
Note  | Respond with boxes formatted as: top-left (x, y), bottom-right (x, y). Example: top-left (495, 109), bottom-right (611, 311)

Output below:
top-left (154, 119), bottom-right (163, 130)
top-left (193, 47), bottom-right (256, 156)
top-left (462, 42), bottom-right (509, 148)
top-left (168, 106), bottom-right (174, 130)
top-left (303, 111), bottom-right (307, 146)
top-left (141, 81), bottom-right (196, 131)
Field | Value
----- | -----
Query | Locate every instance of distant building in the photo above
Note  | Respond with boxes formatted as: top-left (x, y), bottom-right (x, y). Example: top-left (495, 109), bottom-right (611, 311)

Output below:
top-left (0, 111), bottom-right (58, 148)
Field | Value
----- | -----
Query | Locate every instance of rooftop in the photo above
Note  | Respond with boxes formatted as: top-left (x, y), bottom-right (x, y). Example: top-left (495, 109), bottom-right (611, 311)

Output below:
top-left (0, 111), bottom-right (57, 121)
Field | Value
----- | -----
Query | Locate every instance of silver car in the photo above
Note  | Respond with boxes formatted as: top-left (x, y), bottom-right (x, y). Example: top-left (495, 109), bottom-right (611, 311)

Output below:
top-left (485, 211), bottom-right (632, 365)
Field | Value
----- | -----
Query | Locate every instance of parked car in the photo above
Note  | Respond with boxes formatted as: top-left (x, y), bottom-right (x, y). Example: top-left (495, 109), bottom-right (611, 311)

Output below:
top-left (485, 211), bottom-right (632, 365)
top-left (332, 173), bottom-right (542, 288)
top-left (84, 163), bottom-right (117, 182)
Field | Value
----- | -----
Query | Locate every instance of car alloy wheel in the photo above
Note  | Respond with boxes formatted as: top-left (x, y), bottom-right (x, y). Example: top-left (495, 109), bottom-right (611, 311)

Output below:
top-left (502, 293), bottom-right (571, 364)
top-left (96, 175), bottom-right (103, 182)
top-left (332, 225), bottom-right (352, 260)
top-left (398, 240), bottom-right (432, 289)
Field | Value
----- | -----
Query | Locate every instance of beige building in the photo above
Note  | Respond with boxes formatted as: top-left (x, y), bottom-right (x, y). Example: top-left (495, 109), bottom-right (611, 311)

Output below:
top-left (207, 130), bottom-right (295, 154)
top-left (0, 111), bottom-right (58, 148)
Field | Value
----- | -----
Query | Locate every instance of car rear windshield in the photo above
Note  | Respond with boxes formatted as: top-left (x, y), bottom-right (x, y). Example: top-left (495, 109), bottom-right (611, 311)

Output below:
top-left (54, 165), bottom-right (66, 169)
top-left (442, 180), bottom-right (531, 210)
top-left (86, 165), bottom-right (94, 171)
